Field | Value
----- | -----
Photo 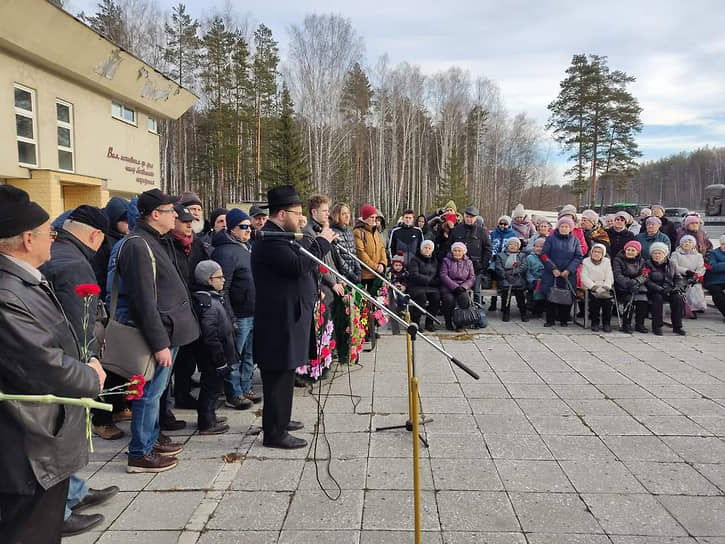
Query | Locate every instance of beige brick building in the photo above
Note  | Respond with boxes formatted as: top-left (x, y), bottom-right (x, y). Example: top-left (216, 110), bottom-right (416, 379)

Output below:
top-left (0, 0), bottom-right (197, 217)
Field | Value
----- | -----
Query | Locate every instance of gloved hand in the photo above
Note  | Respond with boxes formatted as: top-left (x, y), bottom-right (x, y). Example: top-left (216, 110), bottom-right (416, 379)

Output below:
top-left (630, 282), bottom-right (639, 293)
top-left (685, 270), bottom-right (695, 278)
top-left (453, 286), bottom-right (466, 295)
top-left (215, 363), bottom-right (232, 378)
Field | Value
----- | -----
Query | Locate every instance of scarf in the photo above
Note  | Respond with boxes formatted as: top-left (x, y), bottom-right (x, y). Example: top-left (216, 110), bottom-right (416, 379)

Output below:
top-left (172, 231), bottom-right (193, 255)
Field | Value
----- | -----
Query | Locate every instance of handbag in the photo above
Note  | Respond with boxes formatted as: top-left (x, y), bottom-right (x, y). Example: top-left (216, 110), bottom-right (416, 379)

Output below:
top-left (547, 277), bottom-right (573, 306)
top-left (102, 237), bottom-right (157, 381)
top-left (452, 292), bottom-right (480, 328)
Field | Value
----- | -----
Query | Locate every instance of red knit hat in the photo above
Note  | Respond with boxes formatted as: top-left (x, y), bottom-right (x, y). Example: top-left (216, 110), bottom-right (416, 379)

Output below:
top-left (624, 240), bottom-right (642, 254)
top-left (360, 204), bottom-right (377, 220)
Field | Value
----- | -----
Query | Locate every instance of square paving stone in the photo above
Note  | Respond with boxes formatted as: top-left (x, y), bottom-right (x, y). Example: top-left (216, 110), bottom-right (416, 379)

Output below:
top-left (692, 416), bottom-right (725, 436)
top-left (319, 413), bottom-right (371, 433)
top-left (609, 537), bottom-right (697, 544)
top-left (583, 415), bottom-right (652, 435)
top-left (549, 385), bottom-right (605, 400)
top-left (86, 461), bottom-right (155, 492)
top-left (527, 535), bottom-right (611, 544)
top-left (207, 491), bottom-right (291, 531)
top-left (299, 457), bottom-right (367, 490)
top-left (475, 414), bottom-right (536, 434)
top-left (374, 396), bottom-right (411, 414)
top-left (367, 456), bottom-right (434, 489)
top-left (442, 532), bottom-right (526, 543)
top-left (469, 398), bottom-right (524, 415)
top-left (542, 435), bottom-right (615, 461)
top-left (420, 396), bottom-right (472, 414)
top-left (663, 437), bottom-right (725, 463)
top-left (603, 435), bottom-right (682, 461)
top-left (361, 530), bottom-right (443, 543)
top-left (460, 383), bottom-right (511, 398)
top-left (505, 384), bottom-right (558, 399)
top-left (598, 384), bottom-right (653, 398)
top-left (566, 399), bottom-right (628, 416)
top-left (494, 460), bottom-right (574, 492)
top-left (426, 433), bottom-right (487, 458)
top-left (197, 531), bottom-right (278, 544)
top-left (485, 434), bottom-right (553, 460)
top-left (508, 492), bottom-right (602, 534)
top-left (431, 458), bottom-right (503, 491)
top-left (536, 372), bottom-right (589, 385)
top-left (624, 461), bottom-right (720, 495)
top-left (95, 531), bottom-right (181, 543)
top-left (231, 458), bottom-right (305, 491)
top-left (693, 463), bottom-right (725, 491)
top-left (110, 491), bottom-right (204, 530)
top-left (363, 490), bottom-right (439, 531)
top-left (658, 496), bottom-right (725, 536)
top-left (278, 530), bottom-right (361, 544)
top-left (638, 415), bottom-right (711, 436)
top-left (146, 458), bottom-right (223, 491)
top-left (321, 432), bottom-right (370, 459)
top-left (369, 433), bottom-right (415, 457)
top-left (582, 493), bottom-right (687, 536)
top-left (529, 415), bottom-right (593, 435)
top-left (284, 489), bottom-right (363, 530)
top-left (560, 460), bottom-right (645, 493)
top-left (437, 491), bottom-right (520, 532)
top-left (615, 398), bottom-right (683, 416)
top-left (423, 414), bottom-right (480, 434)
top-left (516, 399), bottom-right (574, 416)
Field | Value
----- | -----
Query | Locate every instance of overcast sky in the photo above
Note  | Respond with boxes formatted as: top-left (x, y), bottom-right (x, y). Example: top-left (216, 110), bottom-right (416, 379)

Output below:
top-left (69, 0), bottom-right (725, 168)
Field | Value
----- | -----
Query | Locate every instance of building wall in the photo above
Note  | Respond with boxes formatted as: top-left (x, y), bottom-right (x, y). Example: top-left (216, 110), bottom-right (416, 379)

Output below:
top-left (0, 49), bottom-right (162, 195)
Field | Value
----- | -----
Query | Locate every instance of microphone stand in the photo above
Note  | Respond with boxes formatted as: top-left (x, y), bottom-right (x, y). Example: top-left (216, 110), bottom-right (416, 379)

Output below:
top-left (333, 240), bottom-right (442, 326)
top-left (291, 239), bottom-right (479, 544)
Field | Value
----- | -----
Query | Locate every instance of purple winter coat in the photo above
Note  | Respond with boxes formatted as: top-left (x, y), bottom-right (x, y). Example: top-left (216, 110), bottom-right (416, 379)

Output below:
top-left (439, 253), bottom-right (476, 295)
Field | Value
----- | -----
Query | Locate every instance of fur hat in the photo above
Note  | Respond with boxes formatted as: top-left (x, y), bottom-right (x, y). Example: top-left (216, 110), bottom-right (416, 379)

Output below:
top-left (498, 215), bottom-right (512, 226)
top-left (451, 242), bottom-right (467, 254)
top-left (581, 209), bottom-right (599, 224)
top-left (649, 242), bottom-right (669, 257)
top-left (512, 203), bottom-right (526, 219)
top-left (558, 204), bottom-right (577, 218)
top-left (623, 240), bottom-right (642, 254)
top-left (507, 237), bottom-right (522, 249)
top-left (615, 211), bottom-right (630, 222)
top-left (590, 243), bottom-right (607, 256)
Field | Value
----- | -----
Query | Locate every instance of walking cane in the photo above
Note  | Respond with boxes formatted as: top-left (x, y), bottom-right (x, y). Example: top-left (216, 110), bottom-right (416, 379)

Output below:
top-left (612, 289), bottom-right (623, 329)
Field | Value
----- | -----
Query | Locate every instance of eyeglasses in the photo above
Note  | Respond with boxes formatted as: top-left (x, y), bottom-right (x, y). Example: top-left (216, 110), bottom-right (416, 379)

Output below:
top-left (499, 222), bottom-right (509, 226)
top-left (210, 274), bottom-right (225, 281)
top-left (284, 209), bottom-right (304, 216)
top-left (34, 228), bottom-right (57, 241)
top-left (155, 208), bottom-right (176, 214)
top-left (235, 224), bottom-right (251, 230)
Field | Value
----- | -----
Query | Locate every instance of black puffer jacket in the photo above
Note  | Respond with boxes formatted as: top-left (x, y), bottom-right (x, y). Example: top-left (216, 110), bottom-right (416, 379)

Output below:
top-left (607, 227), bottom-right (635, 259)
top-left (613, 251), bottom-right (648, 301)
top-left (644, 258), bottom-right (677, 295)
top-left (389, 224), bottom-right (424, 266)
top-left (40, 229), bottom-right (99, 348)
top-left (451, 222), bottom-right (493, 274)
top-left (211, 230), bottom-right (255, 319)
top-left (330, 221), bottom-right (361, 283)
top-left (113, 221), bottom-right (200, 352)
top-left (494, 250), bottom-right (528, 290)
top-left (0, 254), bottom-right (100, 494)
top-left (192, 286), bottom-right (239, 368)
top-left (407, 252), bottom-right (440, 295)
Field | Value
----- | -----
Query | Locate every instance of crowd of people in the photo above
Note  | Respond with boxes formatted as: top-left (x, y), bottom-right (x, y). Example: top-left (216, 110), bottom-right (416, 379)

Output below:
top-left (3, 181), bottom-right (725, 542)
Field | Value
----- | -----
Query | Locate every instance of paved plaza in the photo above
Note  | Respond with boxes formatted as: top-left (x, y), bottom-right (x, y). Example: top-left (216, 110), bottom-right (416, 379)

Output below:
top-left (68, 311), bottom-right (725, 544)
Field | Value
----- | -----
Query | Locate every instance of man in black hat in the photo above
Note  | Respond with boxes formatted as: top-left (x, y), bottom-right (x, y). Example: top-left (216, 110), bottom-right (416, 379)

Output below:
top-left (0, 186), bottom-right (106, 542)
top-left (252, 185), bottom-right (337, 448)
top-left (110, 188), bottom-right (200, 472)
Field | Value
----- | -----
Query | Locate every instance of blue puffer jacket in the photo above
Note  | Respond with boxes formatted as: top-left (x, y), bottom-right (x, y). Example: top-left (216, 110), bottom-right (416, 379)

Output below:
top-left (489, 226), bottom-right (518, 269)
top-left (705, 248), bottom-right (725, 288)
top-left (634, 230), bottom-right (671, 260)
top-left (540, 230), bottom-right (582, 296)
top-left (526, 253), bottom-right (544, 289)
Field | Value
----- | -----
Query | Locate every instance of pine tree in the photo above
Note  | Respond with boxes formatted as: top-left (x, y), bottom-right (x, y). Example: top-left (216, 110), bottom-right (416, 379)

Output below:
top-left (261, 86), bottom-right (312, 200)
top-left (82, 0), bottom-right (128, 48)
top-left (230, 31), bottom-right (253, 198)
top-left (436, 148), bottom-right (470, 207)
top-left (252, 24), bottom-right (280, 192)
top-left (340, 63), bottom-right (373, 203)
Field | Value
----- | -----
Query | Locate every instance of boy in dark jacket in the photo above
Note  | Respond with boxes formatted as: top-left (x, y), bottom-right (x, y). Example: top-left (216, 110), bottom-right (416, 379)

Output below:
top-left (494, 237), bottom-right (528, 322)
top-left (192, 260), bottom-right (235, 435)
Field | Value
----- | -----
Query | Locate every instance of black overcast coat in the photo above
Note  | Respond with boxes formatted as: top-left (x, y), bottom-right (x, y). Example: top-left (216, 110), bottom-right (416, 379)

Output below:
top-left (252, 220), bottom-right (331, 371)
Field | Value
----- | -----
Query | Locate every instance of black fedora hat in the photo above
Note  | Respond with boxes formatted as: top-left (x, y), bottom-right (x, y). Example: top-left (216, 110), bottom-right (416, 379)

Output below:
top-left (262, 185), bottom-right (302, 209)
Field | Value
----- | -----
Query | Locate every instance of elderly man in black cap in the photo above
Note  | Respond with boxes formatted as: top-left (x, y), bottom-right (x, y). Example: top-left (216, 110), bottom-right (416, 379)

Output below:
top-left (39, 205), bottom-right (121, 536)
top-left (109, 188), bottom-right (200, 472)
top-left (0, 186), bottom-right (106, 543)
top-left (252, 185), bottom-right (337, 448)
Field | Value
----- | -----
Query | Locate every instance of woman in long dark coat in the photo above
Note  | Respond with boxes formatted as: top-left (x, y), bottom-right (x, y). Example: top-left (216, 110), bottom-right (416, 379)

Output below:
top-left (540, 216), bottom-right (583, 327)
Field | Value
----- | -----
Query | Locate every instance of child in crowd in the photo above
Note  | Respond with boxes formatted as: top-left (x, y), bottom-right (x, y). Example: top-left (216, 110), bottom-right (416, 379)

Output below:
top-left (526, 237), bottom-right (546, 317)
top-left (389, 251), bottom-right (409, 298)
top-left (670, 235), bottom-right (707, 315)
top-left (494, 237), bottom-right (528, 322)
top-left (192, 260), bottom-right (234, 435)
top-left (580, 243), bottom-right (614, 332)
top-left (645, 242), bottom-right (686, 336)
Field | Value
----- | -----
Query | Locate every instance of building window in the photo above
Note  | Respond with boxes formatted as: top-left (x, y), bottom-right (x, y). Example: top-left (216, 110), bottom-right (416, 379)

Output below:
top-left (56, 100), bottom-right (74, 172)
top-left (111, 100), bottom-right (136, 125)
top-left (147, 116), bottom-right (158, 134)
top-left (14, 84), bottom-right (37, 167)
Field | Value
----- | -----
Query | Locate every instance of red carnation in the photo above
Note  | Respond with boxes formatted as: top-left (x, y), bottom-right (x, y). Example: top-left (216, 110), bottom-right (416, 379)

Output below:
top-left (541, 254), bottom-right (549, 262)
top-left (705, 263), bottom-right (713, 271)
top-left (74, 283), bottom-right (101, 298)
top-left (125, 375), bottom-right (146, 400)
top-left (319, 265), bottom-right (329, 274)
top-left (642, 268), bottom-right (651, 276)
top-left (320, 347), bottom-right (331, 358)
top-left (513, 262), bottom-right (519, 267)
top-left (329, 339), bottom-right (336, 350)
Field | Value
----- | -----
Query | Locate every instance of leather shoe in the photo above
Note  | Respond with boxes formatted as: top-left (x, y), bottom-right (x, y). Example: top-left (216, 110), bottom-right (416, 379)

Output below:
top-left (287, 420), bottom-right (304, 431)
top-left (199, 422), bottom-right (230, 435)
top-left (71, 485), bottom-right (119, 512)
top-left (161, 416), bottom-right (186, 431)
top-left (263, 434), bottom-right (308, 449)
top-left (61, 513), bottom-right (104, 537)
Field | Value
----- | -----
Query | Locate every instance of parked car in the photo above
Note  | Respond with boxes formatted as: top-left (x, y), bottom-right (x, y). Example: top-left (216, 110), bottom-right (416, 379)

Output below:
top-left (664, 207), bottom-right (689, 226)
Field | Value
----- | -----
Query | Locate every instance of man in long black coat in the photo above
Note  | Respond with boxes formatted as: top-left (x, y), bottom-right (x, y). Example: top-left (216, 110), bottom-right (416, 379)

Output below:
top-left (252, 186), bottom-right (336, 449)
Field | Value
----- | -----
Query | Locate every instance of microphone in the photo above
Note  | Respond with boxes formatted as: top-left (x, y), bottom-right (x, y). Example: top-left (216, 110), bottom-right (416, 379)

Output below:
top-left (255, 231), bottom-right (304, 241)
